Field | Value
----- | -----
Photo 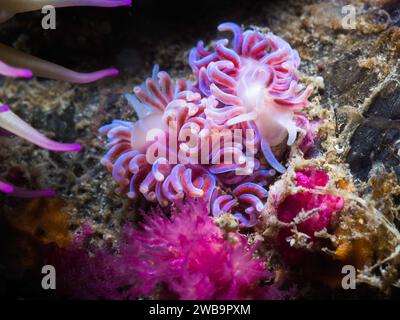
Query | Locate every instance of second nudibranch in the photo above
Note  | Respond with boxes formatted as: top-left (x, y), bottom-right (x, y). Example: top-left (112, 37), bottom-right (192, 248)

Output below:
top-left (190, 22), bottom-right (313, 173)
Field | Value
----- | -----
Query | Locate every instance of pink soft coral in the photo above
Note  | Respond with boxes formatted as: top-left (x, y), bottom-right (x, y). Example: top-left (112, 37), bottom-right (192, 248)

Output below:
top-left (120, 200), bottom-right (272, 299)
top-left (275, 168), bottom-right (344, 264)
top-left (47, 200), bottom-right (284, 300)
top-left (46, 225), bottom-right (127, 299)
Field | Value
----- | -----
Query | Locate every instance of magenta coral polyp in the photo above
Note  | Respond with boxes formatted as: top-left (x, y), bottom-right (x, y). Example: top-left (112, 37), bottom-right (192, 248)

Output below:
top-left (49, 200), bottom-right (278, 300)
top-left (274, 168), bottom-right (344, 264)
top-left (121, 200), bottom-right (272, 299)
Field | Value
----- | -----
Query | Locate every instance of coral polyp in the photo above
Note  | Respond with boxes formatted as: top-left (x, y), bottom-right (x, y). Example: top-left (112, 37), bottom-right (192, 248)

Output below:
top-left (48, 200), bottom-right (283, 300)
top-left (265, 166), bottom-right (345, 265)
top-left (190, 23), bottom-right (313, 173)
top-left (119, 200), bottom-right (275, 299)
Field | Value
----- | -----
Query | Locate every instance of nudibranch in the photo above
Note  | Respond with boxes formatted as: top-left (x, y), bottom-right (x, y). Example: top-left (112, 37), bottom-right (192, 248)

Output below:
top-left (0, 0), bottom-right (131, 81)
top-left (100, 23), bottom-right (314, 227)
top-left (189, 23), bottom-right (313, 173)
top-left (0, 105), bottom-right (80, 197)
top-left (100, 65), bottom-right (274, 227)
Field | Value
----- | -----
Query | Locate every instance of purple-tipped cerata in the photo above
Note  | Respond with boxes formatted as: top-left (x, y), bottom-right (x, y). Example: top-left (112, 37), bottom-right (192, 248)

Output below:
top-left (0, 37), bottom-right (119, 83)
top-left (0, 105), bottom-right (81, 197)
top-left (0, 1), bottom-right (130, 196)
top-left (0, 60), bottom-right (32, 78)
top-left (100, 65), bottom-right (275, 227)
top-left (0, 1), bottom-right (131, 82)
top-left (0, 1), bottom-right (131, 14)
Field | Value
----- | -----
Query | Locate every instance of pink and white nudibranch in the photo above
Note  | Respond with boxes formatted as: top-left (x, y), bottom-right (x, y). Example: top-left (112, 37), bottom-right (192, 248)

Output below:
top-left (99, 23), bottom-right (315, 227)
top-left (190, 22), bottom-right (313, 173)
top-left (100, 66), bottom-right (274, 227)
